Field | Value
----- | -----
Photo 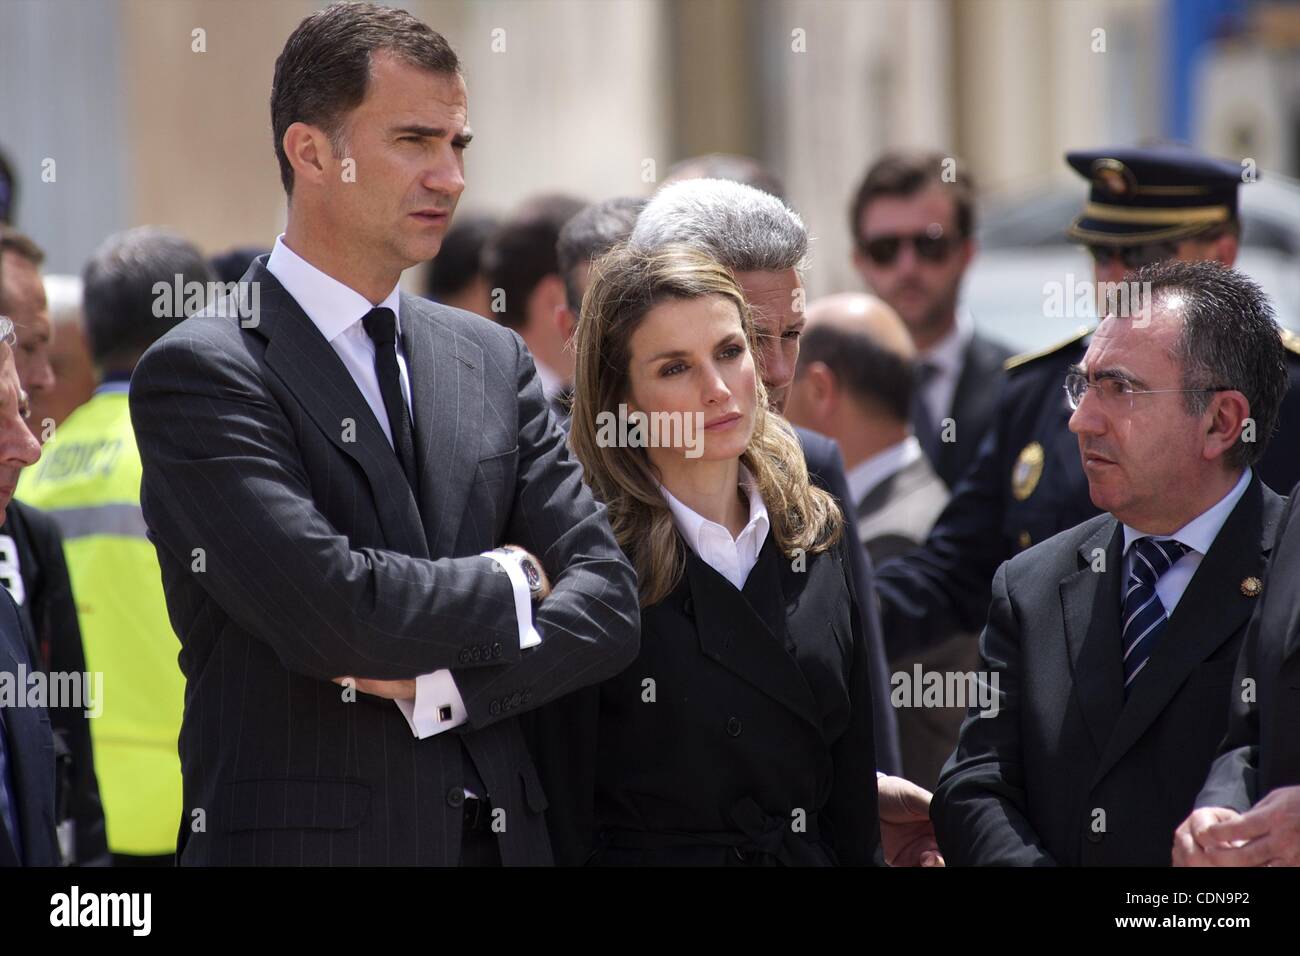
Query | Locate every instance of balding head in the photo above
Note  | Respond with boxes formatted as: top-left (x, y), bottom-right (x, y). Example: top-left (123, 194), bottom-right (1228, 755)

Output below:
top-left (785, 292), bottom-right (918, 457)
top-left (804, 293), bottom-right (915, 364)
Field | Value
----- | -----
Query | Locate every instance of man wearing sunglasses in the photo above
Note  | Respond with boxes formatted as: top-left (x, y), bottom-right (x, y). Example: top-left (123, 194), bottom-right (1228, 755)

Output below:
top-left (850, 152), bottom-right (1011, 490)
top-left (875, 145), bottom-right (1300, 658)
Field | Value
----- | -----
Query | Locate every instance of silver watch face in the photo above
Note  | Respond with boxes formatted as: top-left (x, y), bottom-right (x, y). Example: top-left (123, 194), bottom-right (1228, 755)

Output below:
top-left (521, 557), bottom-right (542, 591)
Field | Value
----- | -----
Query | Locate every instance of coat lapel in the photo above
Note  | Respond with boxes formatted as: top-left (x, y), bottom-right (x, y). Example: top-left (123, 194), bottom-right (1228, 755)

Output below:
top-left (399, 294), bottom-right (485, 557)
top-left (1091, 475), bottom-right (1276, 785)
top-left (687, 541), bottom-right (823, 733)
top-left (1060, 518), bottom-right (1126, 755)
top-left (251, 261), bottom-right (426, 558)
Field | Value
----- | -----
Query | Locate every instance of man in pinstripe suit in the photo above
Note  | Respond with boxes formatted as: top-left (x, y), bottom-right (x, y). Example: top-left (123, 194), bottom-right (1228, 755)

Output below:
top-left (128, 2), bottom-right (639, 866)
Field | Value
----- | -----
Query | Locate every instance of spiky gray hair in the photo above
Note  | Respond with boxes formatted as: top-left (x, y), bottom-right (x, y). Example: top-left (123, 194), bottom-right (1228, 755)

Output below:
top-left (630, 178), bottom-right (808, 275)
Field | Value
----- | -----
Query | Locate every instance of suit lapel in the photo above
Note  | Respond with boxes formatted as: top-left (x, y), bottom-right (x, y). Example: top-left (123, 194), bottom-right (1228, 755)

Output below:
top-left (1060, 519), bottom-right (1126, 755)
top-left (251, 262), bottom-right (427, 558)
top-left (1092, 475), bottom-right (1275, 785)
top-left (400, 295), bottom-right (485, 557)
top-left (687, 541), bottom-right (823, 733)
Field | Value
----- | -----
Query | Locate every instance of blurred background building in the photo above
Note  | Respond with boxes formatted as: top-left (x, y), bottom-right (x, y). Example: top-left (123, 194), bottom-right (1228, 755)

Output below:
top-left (2, 0), bottom-right (1298, 350)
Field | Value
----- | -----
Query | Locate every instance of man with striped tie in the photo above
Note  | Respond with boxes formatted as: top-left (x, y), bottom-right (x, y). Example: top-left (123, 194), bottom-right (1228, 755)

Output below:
top-left (930, 260), bottom-right (1289, 865)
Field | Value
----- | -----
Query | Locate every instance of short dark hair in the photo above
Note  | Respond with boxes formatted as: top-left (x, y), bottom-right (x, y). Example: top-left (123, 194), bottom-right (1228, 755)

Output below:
top-left (0, 226), bottom-right (45, 313)
top-left (481, 194), bottom-right (586, 329)
top-left (850, 150), bottom-right (976, 250)
top-left (796, 322), bottom-right (914, 423)
top-left (556, 197), bottom-right (645, 311)
top-left (82, 227), bottom-right (213, 371)
top-left (423, 212), bottom-right (498, 301)
top-left (270, 1), bottom-right (460, 196)
top-left (1132, 259), bottom-right (1287, 469)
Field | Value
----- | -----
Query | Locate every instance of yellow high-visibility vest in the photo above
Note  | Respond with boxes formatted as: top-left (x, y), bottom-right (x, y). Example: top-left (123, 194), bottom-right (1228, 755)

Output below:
top-left (17, 384), bottom-right (183, 856)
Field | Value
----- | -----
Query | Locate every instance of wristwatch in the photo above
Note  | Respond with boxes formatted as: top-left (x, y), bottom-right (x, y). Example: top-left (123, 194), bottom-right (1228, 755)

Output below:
top-left (492, 547), bottom-right (545, 603)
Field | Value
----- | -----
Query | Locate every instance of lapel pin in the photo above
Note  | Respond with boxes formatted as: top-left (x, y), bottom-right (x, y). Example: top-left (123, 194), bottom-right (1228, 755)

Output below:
top-left (1241, 576), bottom-right (1262, 598)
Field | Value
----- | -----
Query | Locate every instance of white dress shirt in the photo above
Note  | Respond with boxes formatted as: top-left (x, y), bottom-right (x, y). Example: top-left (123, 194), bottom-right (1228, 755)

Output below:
top-left (915, 314), bottom-right (972, 428)
top-left (266, 235), bottom-right (537, 741)
top-left (659, 466), bottom-right (770, 590)
top-left (1120, 467), bottom-right (1252, 617)
top-left (846, 435), bottom-right (925, 507)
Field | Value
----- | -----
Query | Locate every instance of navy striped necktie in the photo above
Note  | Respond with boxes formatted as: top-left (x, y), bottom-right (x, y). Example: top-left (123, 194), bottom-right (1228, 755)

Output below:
top-left (1122, 536), bottom-right (1191, 695)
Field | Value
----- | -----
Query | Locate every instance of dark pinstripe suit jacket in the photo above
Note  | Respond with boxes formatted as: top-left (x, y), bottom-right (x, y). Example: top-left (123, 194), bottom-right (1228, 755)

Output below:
top-left (129, 258), bottom-right (640, 866)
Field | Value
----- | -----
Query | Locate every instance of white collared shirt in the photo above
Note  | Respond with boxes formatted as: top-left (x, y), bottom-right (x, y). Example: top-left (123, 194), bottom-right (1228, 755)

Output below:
top-left (266, 236), bottom-right (409, 448)
top-left (267, 235), bottom-right (536, 743)
top-left (659, 467), bottom-right (770, 590)
top-left (914, 314), bottom-right (973, 428)
top-left (1120, 467), bottom-right (1252, 617)
top-left (846, 435), bottom-right (925, 506)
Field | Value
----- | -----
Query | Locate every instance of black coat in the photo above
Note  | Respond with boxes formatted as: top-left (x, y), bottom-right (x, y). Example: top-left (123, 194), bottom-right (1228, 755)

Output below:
top-left (932, 473), bottom-right (1283, 865)
top-left (0, 587), bottom-right (61, 866)
top-left (1197, 487), bottom-right (1300, 812)
top-left (542, 533), bottom-right (881, 866)
top-left (130, 259), bottom-right (639, 866)
top-left (2, 500), bottom-right (109, 866)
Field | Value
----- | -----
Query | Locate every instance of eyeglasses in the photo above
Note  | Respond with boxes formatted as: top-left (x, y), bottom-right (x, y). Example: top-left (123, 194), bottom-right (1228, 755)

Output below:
top-left (859, 232), bottom-right (957, 266)
top-left (1085, 242), bottom-right (1179, 271)
top-left (1063, 371), bottom-right (1231, 411)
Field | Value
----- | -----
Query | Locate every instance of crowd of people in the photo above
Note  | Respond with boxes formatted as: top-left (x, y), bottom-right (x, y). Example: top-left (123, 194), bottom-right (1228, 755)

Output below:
top-left (1, 1), bottom-right (1299, 869)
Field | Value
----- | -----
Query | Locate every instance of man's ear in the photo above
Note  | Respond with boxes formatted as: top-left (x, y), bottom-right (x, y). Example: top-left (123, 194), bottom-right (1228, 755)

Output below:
top-left (282, 122), bottom-right (332, 191)
top-left (957, 237), bottom-right (977, 272)
top-left (805, 361), bottom-right (838, 414)
top-left (1213, 233), bottom-right (1239, 268)
top-left (1205, 389), bottom-right (1252, 462)
top-left (526, 274), bottom-right (567, 334)
top-left (554, 303), bottom-right (577, 347)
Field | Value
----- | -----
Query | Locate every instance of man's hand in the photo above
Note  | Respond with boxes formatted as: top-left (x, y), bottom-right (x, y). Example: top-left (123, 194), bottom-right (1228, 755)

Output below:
top-left (332, 676), bottom-right (416, 700)
top-left (878, 774), bottom-right (944, 867)
top-left (1196, 786), bottom-right (1300, 867)
top-left (1172, 807), bottom-right (1242, 866)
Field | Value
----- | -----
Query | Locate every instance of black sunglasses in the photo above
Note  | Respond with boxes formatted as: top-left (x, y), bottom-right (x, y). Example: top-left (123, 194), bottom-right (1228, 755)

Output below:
top-left (1086, 241), bottom-right (1179, 271)
top-left (859, 232), bottom-right (957, 266)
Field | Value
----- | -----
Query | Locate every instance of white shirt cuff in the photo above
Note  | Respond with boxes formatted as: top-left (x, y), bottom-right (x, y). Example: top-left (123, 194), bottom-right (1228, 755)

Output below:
top-left (482, 551), bottom-right (543, 649)
top-left (395, 670), bottom-right (468, 739)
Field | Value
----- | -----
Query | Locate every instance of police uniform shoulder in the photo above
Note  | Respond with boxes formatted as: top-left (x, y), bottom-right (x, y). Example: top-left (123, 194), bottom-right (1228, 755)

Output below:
top-left (1003, 325), bottom-right (1094, 373)
top-left (1280, 327), bottom-right (1300, 358)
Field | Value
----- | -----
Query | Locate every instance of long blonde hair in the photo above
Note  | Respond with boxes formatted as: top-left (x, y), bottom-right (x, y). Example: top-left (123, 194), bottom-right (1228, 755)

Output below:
top-left (569, 243), bottom-right (842, 607)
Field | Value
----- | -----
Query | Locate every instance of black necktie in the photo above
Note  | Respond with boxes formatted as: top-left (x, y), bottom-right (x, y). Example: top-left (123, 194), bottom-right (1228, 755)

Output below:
top-left (911, 359), bottom-right (942, 464)
top-left (361, 307), bottom-right (420, 496)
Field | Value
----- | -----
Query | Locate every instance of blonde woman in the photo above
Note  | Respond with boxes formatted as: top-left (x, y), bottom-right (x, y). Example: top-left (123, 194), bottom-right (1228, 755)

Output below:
top-left (558, 243), bottom-right (880, 865)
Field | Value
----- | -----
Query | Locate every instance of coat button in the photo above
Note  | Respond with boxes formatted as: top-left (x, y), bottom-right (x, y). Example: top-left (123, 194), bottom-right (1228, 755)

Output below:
top-left (446, 788), bottom-right (465, 808)
top-left (458, 649), bottom-right (471, 665)
top-left (489, 700), bottom-right (501, 716)
top-left (491, 642), bottom-right (503, 658)
top-left (726, 717), bottom-right (742, 737)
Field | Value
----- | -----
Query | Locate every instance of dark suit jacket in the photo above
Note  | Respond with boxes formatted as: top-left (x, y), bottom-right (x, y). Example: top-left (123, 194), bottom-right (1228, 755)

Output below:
top-left (129, 258), bottom-right (639, 866)
top-left (553, 534), bottom-right (881, 866)
top-left (915, 331), bottom-right (1011, 489)
top-left (932, 473), bottom-right (1283, 865)
top-left (795, 426), bottom-right (900, 775)
top-left (0, 588), bottom-right (60, 866)
top-left (2, 500), bottom-right (109, 865)
top-left (1197, 488), bottom-right (1300, 812)
top-left (855, 452), bottom-right (977, 789)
